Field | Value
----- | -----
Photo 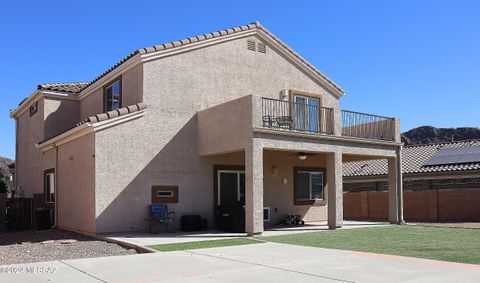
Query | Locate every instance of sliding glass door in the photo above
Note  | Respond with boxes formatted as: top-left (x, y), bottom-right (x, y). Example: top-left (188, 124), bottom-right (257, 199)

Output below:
top-left (294, 95), bottom-right (320, 132)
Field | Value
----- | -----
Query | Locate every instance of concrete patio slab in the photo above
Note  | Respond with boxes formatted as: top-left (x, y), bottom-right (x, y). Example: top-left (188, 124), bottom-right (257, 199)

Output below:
top-left (1, 242), bottom-right (478, 282)
top-left (101, 220), bottom-right (390, 247)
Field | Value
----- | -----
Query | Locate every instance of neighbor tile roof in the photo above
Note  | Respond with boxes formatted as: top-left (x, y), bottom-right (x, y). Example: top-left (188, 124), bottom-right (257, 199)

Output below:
top-left (35, 21), bottom-right (343, 96)
top-left (75, 102), bottom-right (147, 126)
top-left (37, 82), bottom-right (90, 94)
top-left (343, 140), bottom-right (480, 177)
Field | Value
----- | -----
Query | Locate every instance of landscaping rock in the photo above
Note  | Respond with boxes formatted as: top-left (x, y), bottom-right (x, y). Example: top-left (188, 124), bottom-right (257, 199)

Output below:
top-left (0, 229), bottom-right (137, 265)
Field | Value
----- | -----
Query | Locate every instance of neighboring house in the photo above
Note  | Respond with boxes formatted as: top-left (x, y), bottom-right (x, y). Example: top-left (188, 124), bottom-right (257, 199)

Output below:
top-left (10, 22), bottom-right (403, 235)
top-left (343, 140), bottom-right (480, 221)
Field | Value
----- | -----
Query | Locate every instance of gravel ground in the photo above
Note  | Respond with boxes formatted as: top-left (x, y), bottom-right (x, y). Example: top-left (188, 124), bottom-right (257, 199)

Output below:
top-left (0, 229), bottom-right (137, 265)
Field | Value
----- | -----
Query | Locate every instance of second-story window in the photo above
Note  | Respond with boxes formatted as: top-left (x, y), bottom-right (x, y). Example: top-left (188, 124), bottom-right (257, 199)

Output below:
top-left (104, 79), bottom-right (121, 112)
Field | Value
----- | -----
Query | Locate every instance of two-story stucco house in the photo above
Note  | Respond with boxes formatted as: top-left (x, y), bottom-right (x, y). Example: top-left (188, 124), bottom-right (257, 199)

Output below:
top-left (10, 22), bottom-right (404, 235)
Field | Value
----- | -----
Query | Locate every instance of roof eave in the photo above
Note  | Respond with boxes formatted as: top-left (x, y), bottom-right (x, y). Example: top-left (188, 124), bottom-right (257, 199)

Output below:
top-left (77, 53), bottom-right (142, 99)
top-left (36, 109), bottom-right (146, 151)
top-left (10, 90), bottom-right (80, 119)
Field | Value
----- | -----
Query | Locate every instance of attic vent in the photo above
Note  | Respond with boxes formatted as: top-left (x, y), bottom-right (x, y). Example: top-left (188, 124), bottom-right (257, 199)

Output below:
top-left (258, 42), bottom-right (267, 53)
top-left (247, 40), bottom-right (256, 51)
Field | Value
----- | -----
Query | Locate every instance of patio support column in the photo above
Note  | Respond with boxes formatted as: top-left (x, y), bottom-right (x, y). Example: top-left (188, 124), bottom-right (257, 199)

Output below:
top-left (245, 139), bottom-right (264, 236)
top-left (388, 147), bottom-right (404, 224)
top-left (327, 151), bottom-right (343, 229)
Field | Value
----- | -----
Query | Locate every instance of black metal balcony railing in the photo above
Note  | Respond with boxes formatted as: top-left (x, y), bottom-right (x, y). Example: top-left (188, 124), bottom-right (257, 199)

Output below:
top-left (260, 97), bottom-right (396, 141)
top-left (261, 97), bottom-right (334, 134)
top-left (341, 110), bottom-right (395, 141)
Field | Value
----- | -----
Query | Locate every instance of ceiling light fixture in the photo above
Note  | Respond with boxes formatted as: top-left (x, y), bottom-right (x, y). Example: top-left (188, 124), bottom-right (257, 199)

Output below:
top-left (297, 153), bottom-right (307, 160)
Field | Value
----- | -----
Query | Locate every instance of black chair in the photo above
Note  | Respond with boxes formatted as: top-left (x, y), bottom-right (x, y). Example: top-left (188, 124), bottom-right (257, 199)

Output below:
top-left (262, 115), bottom-right (276, 127)
top-left (276, 116), bottom-right (293, 129)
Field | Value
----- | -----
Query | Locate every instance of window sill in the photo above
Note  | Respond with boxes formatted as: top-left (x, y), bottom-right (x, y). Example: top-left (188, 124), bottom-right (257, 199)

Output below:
top-left (294, 199), bottom-right (326, 206)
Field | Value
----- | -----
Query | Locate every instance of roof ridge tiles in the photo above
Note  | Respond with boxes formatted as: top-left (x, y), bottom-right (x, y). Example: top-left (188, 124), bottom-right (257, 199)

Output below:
top-left (404, 139), bottom-right (480, 149)
top-left (35, 21), bottom-right (344, 97)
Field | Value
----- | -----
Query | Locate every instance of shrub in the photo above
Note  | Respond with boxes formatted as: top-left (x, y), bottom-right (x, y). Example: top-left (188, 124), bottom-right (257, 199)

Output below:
top-left (0, 179), bottom-right (7, 194)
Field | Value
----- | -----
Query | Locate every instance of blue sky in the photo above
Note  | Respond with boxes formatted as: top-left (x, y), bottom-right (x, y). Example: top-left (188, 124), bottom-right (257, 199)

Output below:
top-left (1, 1), bottom-right (479, 159)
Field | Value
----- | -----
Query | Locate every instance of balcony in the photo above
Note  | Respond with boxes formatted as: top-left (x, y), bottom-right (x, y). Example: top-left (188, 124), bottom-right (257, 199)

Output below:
top-left (261, 97), bottom-right (396, 141)
top-left (197, 95), bottom-right (399, 156)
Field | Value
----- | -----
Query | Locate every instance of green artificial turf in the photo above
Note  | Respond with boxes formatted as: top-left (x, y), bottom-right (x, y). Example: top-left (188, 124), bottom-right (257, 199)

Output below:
top-left (150, 238), bottom-right (260, 252)
top-left (261, 225), bottom-right (480, 264)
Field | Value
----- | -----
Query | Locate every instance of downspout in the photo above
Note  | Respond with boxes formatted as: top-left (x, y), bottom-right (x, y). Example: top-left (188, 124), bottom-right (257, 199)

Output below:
top-left (53, 143), bottom-right (59, 228)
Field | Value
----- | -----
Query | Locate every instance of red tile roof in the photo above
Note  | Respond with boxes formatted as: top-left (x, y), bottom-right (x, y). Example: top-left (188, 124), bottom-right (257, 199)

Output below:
top-left (36, 21), bottom-right (343, 96)
top-left (76, 102), bottom-right (147, 126)
top-left (37, 82), bottom-right (90, 94)
top-left (343, 140), bottom-right (480, 177)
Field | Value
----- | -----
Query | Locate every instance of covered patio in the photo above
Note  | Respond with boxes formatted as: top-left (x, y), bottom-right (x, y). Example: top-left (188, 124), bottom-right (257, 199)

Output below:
top-left (197, 95), bottom-right (404, 236)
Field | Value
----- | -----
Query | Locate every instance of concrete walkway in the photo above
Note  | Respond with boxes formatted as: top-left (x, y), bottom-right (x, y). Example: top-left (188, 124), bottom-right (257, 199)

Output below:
top-left (101, 220), bottom-right (389, 246)
top-left (1, 242), bottom-right (479, 282)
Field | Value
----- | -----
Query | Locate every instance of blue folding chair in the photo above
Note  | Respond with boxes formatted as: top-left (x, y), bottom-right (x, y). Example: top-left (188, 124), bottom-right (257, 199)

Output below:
top-left (148, 204), bottom-right (175, 233)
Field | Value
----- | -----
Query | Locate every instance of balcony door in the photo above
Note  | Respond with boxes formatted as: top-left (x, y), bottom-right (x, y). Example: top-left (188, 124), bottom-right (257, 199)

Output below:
top-left (294, 95), bottom-right (320, 132)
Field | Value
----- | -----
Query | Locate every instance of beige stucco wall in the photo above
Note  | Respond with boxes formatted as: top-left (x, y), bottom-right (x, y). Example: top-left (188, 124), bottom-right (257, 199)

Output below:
top-left (80, 63), bottom-right (143, 120)
top-left (15, 98), bottom-right (45, 198)
top-left (44, 97), bottom-right (80, 139)
top-left (16, 95), bottom-right (81, 199)
top-left (80, 88), bottom-right (103, 120)
top-left (197, 95), bottom-right (253, 156)
top-left (57, 133), bottom-right (96, 234)
top-left (42, 148), bottom-right (56, 173)
top-left (92, 35), bottom-right (342, 232)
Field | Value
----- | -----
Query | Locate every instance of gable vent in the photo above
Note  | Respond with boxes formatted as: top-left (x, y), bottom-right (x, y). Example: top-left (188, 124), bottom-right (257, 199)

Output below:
top-left (247, 40), bottom-right (256, 51)
top-left (258, 42), bottom-right (267, 53)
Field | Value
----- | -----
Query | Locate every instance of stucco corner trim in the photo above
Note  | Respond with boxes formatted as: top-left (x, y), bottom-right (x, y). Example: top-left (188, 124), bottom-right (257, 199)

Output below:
top-left (91, 109), bottom-right (145, 133)
top-left (36, 123), bottom-right (93, 152)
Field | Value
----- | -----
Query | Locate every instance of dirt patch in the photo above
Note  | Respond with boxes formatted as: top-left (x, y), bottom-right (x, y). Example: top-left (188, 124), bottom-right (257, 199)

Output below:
top-left (0, 229), bottom-right (137, 265)
top-left (412, 222), bottom-right (480, 229)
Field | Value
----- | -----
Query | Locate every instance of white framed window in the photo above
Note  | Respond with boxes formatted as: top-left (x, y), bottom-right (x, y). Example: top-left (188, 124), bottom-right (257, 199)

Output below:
top-left (44, 170), bottom-right (55, 204)
top-left (156, 191), bottom-right (174, 198)
top-left (263, 207), bottom-right (270, 222)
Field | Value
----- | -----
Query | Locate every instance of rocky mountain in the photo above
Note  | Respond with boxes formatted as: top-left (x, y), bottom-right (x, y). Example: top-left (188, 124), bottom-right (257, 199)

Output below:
top-left (402, 126), bottom-right (480, 146)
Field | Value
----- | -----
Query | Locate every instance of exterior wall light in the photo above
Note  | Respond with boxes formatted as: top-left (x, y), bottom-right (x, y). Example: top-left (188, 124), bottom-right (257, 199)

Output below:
top-left (297, 154), bottom-right (307, 160)
top-left (282, 177), bottom-right (288, 184)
